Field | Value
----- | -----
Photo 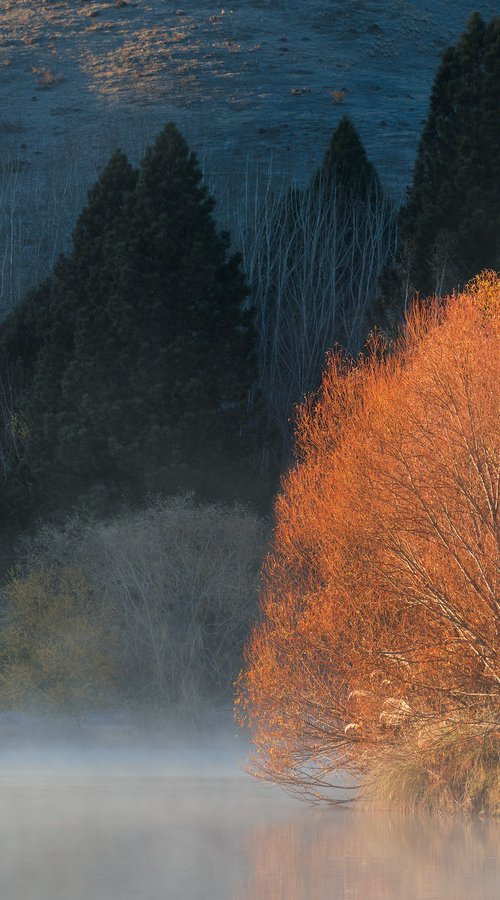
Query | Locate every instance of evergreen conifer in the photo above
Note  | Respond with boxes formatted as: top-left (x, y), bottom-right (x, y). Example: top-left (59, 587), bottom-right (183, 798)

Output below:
top-left (88, 123), bottom-right (255, 501)
top-left (13, 124), bottom-right (257, 512)
top-left (25, 151), bottom-right (138, 506)
top-left (315, 115), bottom-right (379, 196)
top-left (399, 13), bottom-right (500, 296)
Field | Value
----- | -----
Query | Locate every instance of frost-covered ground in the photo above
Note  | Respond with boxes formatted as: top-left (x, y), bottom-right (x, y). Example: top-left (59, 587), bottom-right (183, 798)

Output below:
top-left (0, 0), bottom-right (497, 313)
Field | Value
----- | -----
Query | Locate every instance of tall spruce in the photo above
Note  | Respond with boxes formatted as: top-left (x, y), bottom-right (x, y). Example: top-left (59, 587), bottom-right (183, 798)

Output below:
top-left (315, 115), bottom-right (380, 196)
top-left (0, 277), bottom-right (55, 528)
top-left (109, 123), bottom-right (255, 499)
top-left (25, 151), bottom-right (139, 507)
top-left (46, 124), bottom-right (255, 507)
top-left (399, 12), bottom-right (500, 297)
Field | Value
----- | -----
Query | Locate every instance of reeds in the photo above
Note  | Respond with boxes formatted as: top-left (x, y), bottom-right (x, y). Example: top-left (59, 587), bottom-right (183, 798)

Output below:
top-left (365, 720), bottom-right (500, 816)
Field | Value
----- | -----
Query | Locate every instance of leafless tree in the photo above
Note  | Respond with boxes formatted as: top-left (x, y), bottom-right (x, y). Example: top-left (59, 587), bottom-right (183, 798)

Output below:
top-left (17, 498), bottom-right (268, 713)
top-left (231, 168), bottom-right (397, 454)
top-left (0, 147), bottom-right (92, 317)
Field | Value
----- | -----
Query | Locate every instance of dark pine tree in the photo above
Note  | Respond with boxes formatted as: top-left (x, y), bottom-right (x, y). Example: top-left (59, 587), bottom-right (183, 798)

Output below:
top-left (0, 265), bottom-right (67, 529)
top-left (53, 123), bottom-right (256, 507)
top-left (398, 12), bottom-right (500, 298)
top-left (107, 123), bottom-right (256, 499)
top-left (315, 115), bottom-right (380, 197)
top-left (24, 150), bottom-right (138, 509)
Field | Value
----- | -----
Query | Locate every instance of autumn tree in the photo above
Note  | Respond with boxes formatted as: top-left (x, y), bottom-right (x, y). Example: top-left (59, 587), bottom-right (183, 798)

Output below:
top-left (237, 272), bottom-right (499, 813)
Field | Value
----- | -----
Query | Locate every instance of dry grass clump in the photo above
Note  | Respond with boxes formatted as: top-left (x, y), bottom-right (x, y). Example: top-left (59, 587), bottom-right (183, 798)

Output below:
top-left (32, 66), bottom-right (64, 88)
top-left (365, 720), bottom-right (500, 816)
top-left (330, 89), bottom-right (348, 103)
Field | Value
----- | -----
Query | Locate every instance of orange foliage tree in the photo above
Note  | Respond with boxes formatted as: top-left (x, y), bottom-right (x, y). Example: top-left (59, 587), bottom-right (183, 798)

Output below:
top-left (236, 272), bottom-right (499, 803)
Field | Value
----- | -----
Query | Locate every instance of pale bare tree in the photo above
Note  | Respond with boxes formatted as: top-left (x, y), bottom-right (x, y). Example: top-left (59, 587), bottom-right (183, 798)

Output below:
top-left (231, 169), bottom-right (397, 454)
top-left (17, 498), bottom-right (268, 713)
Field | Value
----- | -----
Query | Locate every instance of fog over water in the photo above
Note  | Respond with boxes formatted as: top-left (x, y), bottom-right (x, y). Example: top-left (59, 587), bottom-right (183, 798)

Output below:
top-left (0, 720), bottom-right (498, 900)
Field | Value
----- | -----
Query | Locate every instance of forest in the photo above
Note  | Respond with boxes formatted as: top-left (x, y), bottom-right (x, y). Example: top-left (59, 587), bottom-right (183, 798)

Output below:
top-left (0, 12), bottom-right (498, 812)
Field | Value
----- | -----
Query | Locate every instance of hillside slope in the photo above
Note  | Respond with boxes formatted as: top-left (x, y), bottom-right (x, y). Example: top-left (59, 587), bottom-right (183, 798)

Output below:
top-left (0, 0), bottom-right (497, 314)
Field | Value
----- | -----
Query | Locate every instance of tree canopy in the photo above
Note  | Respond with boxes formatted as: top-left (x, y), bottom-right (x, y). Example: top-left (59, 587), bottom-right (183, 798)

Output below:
top-left (0, 124), bottom-right (258, 518)
top-left (237, 271), bottom-right (500, 813)
top-left (315, 115), bottom-right (380, 197)
top-left (399, 13), bottom-right (500, 297)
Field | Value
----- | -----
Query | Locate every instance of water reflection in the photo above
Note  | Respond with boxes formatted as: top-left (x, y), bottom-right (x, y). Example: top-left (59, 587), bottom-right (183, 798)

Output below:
top-left (237, 808), bottom-right (500, 900)
top-left (0, 774), bottom-right (497, 900)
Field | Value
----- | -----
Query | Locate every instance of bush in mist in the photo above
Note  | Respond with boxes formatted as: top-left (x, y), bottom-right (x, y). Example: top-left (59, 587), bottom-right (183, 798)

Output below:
top-left (3, 497), bottom-right (267, 715)
top-left (0, 566), bottom-right (115, 713)
top-left (237, 272), bottom-right (499, 813)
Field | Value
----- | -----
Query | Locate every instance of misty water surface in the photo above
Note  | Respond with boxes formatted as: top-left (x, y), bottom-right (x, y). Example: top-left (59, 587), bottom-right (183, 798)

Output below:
top-left (0, 730), bottom-right (498, 900)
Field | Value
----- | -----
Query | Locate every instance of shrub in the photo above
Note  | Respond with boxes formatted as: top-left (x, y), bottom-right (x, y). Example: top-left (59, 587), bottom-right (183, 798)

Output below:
top-left (10, 497), bottom-right (268, 715)
top-left (32, 67), bottom-right (64, 88)
top-left (0, 566), bottom-right (115, 713)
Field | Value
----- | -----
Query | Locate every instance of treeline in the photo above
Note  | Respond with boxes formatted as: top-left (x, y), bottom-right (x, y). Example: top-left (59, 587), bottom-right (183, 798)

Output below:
top-left (0, 118), bottom-right (396, 528)
top-left (0, 13), bottom-right (498, 533)
top-left (0, 126), bottom-right (257, 524)
top-left (0, 14), bottom-right (497, 725)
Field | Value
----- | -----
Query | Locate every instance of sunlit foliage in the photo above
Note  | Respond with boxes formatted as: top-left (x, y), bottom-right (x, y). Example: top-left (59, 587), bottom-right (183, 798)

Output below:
top-left (237, 272), bottom-right (499, 812)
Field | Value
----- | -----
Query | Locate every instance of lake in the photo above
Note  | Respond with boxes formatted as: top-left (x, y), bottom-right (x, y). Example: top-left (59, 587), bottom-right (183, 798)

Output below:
top-left (0, 742), bottom-right (498, 900)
